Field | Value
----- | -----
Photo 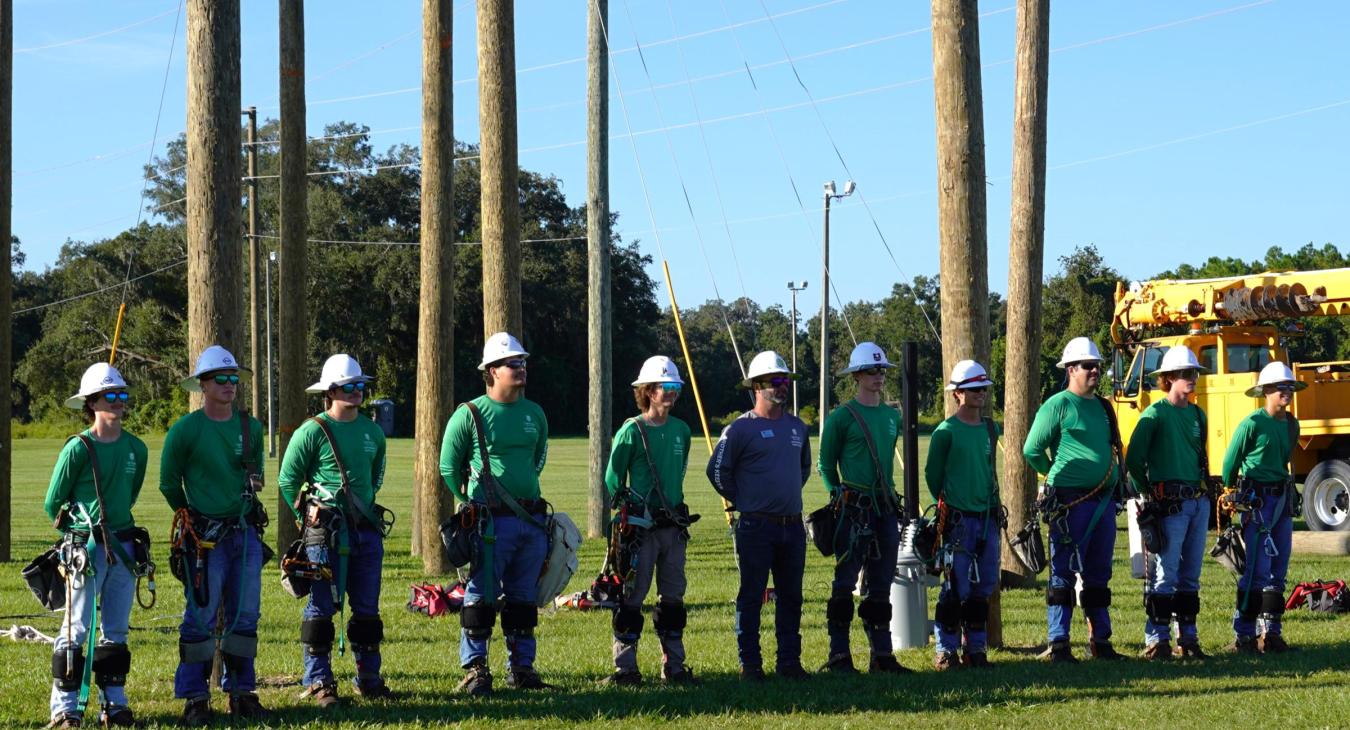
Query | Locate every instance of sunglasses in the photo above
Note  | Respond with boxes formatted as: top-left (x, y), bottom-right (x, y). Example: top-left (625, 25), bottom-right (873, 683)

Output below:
top-left (961, 386), bottom-right (989, 394)
top-left (857, 367), bottom-right (887, 376)
top-left (1270, 383), bottom-right (1297, 393)
top-left (336, 382), bottom-right (367, 394)
top-left (210, 373), bottom-right (241, 385)
top-left (497, 359), bottom-right (527, 370)
top-left (755, 376), bottom-right (793, 389)
top-left (1176, 368), bottom-right (1199, 380)
top-left (100, 391), bottom-right (130, 403)
top-left (1073, 361), bottom-right (1100, 372)
top-left (659, 383), bottom-right (683, 393)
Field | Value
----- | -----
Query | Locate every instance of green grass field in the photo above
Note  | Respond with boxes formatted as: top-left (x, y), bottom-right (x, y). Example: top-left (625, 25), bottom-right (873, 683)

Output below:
top-left (3, 435), bottom-right (1349, 728)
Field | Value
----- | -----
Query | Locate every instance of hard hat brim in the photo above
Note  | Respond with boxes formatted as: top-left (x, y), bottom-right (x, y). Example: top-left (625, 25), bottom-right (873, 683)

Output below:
top-left (1244, 380), bottom-right (1307, 398)
top-left (631, 375), bottom-right (685, 387)
top-left (180, 369), bottom-right (249, 393)
top-left (836, 362), bottom-right (894, 376)
top-left (945, 380), bottom-right (996, 391)
top-left (1147, 364), bottom-right (1210, 379)
top-left (477, 351), bottom-right (529, 371)
top-left (741, 373), bottom-right (798, 388)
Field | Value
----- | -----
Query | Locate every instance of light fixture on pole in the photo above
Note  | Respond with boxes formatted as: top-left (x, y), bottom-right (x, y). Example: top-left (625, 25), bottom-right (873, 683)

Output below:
top-left (820, 180), bottom-right (856, 435)
top-left (787, 280), bottom-right (808, 415)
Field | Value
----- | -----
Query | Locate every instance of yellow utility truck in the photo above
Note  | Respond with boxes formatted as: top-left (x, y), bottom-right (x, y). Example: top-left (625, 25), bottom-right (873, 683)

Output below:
top-left (1109, 268), bottom-right (1350, 531)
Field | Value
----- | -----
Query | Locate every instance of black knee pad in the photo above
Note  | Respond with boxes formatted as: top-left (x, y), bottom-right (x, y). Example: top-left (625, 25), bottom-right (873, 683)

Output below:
top-left (858, 599), bottom-right (892, 630)
top-left (1173, 591), bottom-right (1200, 624)
top-left (612, 606), bottom-right (645, 639)
top-left (301, 617), bottom-right (336, 656)
top-left (1046, 585), bottom-right (1074, 607)
top-left (1260, 589), bottom-right (1286, 619)
top-left (652, 600), bottom-right (686, 636)
top-left (826, 595), bottom-right (854, 626)
top-left (93, 643), bottom-right (131, 688)
top-left (1145, 593), bottom-right (1176, 626)
top-left (1236, 588), bottom-right (1261, 620)
top-left (221, 631), bottom-right (257, 674)
top-left (178, 638), bottom-right (215, 665)
top-left (1079, 586), bottom-right (1111, 610)
top-left (935, 594), bottom-right (961, 632)
top-left (348, 614), bottom-right (384, 653)
top-left (960, 598), bottom-right (989, 631)
top-left (461, 603), bottom-right (497, 640)
top-left (500, 601), bottom-right (538, 638)
top-left (52, 648), bottom-right (85, 691)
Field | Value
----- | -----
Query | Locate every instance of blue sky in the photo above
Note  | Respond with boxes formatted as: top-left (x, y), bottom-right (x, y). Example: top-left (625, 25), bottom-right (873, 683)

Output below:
top-left (11, 0), bottom-right (1349, 317)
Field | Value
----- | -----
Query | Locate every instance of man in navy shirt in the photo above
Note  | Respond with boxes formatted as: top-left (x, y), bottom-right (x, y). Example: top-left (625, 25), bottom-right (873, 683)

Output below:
top-left (708, 351), bottom-right (812, 681)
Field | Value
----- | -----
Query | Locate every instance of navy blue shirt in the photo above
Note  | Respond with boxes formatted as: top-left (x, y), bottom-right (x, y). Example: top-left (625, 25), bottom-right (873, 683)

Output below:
top-left (707, 411), bottom-right (812, 515)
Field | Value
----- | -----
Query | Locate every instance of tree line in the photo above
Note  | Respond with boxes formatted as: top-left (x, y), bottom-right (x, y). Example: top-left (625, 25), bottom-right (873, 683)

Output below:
top-left (10, 121), bottom-right (1347, 436)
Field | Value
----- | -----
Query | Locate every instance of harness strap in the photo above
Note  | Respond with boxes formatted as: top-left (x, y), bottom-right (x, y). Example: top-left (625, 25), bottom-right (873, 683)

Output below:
top-left (840, 402), bottom-right (899, 514)
top-left (628, 417), bottom-right (688, 527)
top-left (462, 402), bottom-right (549, 532)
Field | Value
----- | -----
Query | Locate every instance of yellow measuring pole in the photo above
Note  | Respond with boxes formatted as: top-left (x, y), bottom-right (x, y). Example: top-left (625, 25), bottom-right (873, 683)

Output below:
top-left (108, 302), bottom-right (128, 363)
top-left (662, 260), bottom-right (734, 525)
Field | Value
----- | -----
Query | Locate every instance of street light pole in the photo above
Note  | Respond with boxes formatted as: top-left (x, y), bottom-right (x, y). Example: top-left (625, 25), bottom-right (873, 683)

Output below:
top-left (788, 280), bottom-right (808, 415)
top-left (266, 250), bottom-right (276, 457)
top-left (820, 180), bottom-right (855, 436)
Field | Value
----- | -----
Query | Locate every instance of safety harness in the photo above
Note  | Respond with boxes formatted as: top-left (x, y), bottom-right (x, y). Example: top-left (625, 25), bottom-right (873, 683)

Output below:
top-left (1234, 414), bottom-right (1298, 613)
top-left (1039, 396), bottom-right (1123, 574)
top-left (933, 418), bottom-right (1003, 586)
top-left (830, 403), bottom-right (902, 567)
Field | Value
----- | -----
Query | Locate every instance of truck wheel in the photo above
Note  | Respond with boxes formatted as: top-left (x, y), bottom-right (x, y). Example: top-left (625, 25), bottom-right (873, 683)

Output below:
top-left (1302, 459), bottom-right (1350, 532)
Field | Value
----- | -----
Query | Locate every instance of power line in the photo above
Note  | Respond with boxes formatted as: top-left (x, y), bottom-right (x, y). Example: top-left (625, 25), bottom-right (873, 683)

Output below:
top-left (15, 5), bottom-right (181, 54)
top-left (14, 259), bottom-right (188, 316)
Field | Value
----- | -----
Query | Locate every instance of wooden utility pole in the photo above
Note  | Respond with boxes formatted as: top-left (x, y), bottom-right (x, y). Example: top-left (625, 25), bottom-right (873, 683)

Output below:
top-left (276, 0), bottom-right (307, 552)
top-left (414, 0), bottom-right (455, 571)
top-left (245, 107), bottom-right (261, 414)
top-left (586, 0), bottom-right (611, 539)
top-left (0, 0), bottom-right (12, 563)
top-left (932, 0), bottom-right (995, 642)
top-left (477, 0), bottom-right (521, 335)
top-left (186, 0), bottom-right (244, 409)
top-left (1003, 0), bottom-right (1050, 588)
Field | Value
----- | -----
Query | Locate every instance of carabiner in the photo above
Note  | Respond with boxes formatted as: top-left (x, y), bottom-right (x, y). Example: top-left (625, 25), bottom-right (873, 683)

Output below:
top-left (968, 559), bottom-right (981, 585)
top-left (1069, 548), bottom-right (1084, 574)
top-left (1262, 534), bottom-right (1279, 558)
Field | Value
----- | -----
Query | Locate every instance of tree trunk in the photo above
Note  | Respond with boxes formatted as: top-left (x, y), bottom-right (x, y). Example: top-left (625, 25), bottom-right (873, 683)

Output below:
top-left (415, 0), bottom-right (456, 572)
top-left (477, 0), bottom-right (521, 336)
top-left (1003, 0), bottom-right (1050, 588)
top-left (186, 0), bottom-right (244, 412)
top-left (932, 0), bottom-right (994, 643)
top-left (586, 0), bottom-right (612, 539)
top-left (276, 0), bottom-right (307, 553)
top-left (0, 0), bottom-right (12, 562)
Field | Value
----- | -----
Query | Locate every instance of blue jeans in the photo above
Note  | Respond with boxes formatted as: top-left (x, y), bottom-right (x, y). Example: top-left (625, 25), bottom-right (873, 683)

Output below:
top-left (1047, 494), bottom-right (1116, 643)
top-left (1233, 495), bottom-right (1293, 637)
top-left (1145, 497), bottom-right (1209, 645)
top-left (174, 527), bottom-right (264, 699)
top-left (733, 516), bottom-right (806, 671)
top-left (460, 515), bottom-right (548, 669)
top-left (50, 538), bottom-right (136, 719)
top-left (935, 514), bottom-right (1001, 654)
top-left (302, 523), bottom-right (384, 688)
top-left (828, 509), bottom-right (899, 657)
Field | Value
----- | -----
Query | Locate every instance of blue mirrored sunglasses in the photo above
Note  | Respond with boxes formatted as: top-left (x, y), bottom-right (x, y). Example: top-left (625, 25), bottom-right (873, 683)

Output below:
top-left (100, 391), bottom-right (130, 403)
top-left (660, 383), bottom-right (683, 393)
top-left (211, 373), bottom-right (241, 385)
top-left (337, 382), bottom-right (367, 394)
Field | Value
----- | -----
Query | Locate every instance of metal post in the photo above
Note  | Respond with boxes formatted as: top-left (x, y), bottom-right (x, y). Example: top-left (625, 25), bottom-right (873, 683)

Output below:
top-left (902, 341), bottom-right (920, 519)
top-left (788, 280), bottom-right (807, 415)
top-left (266, 251), bottom-right (276, 457)
top-left (819, 188), bottom-right (831, 435)
top-left (244, 106), bottom-right (260, 413)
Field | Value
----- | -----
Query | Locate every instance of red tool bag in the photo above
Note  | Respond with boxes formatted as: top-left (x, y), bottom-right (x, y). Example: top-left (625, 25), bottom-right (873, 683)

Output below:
top-left (1285, 579), bottom-right (1348, 613)
top-left (407, 582), bottom-right (466, 617)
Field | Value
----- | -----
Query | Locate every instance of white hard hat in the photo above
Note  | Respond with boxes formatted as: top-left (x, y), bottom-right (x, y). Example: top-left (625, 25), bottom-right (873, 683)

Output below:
top-left (1244, 361), bottom-right (1307, 398)
top-left (1147, 346), bottom-right (1208, 378)
top-left (181, 345), bottom-right (249, 392)
top-left (306, 354), bottom-right (374, 393)
top-left (1056, 337), bottom-right (1104, 369)
top-left (632, 355), bottom-right (685, 386)
top-left (945, 360), bottom-right (993, 391)
top-left (837, 342), bottom-right (894, 375)
top-left (65, 363), bottom-right (129, 409)
top-left (478, 332), bottom-right (529, 370)
top-left (742, 350), bottom-right (796, 388)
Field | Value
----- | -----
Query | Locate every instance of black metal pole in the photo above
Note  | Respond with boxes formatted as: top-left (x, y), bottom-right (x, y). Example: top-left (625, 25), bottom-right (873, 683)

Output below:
top-left (902, 341), bottom-right (920, 519)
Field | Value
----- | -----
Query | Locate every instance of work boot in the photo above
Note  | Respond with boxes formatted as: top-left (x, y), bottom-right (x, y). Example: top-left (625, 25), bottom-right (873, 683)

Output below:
top-left (354, 680), bottom-right (396, 700)
top-left (870, 654), bottom-right (913, 674)
top-left (819, 652), bottom-right (857, 674)
top-left (1227, 636), bottom-right (1259, 655)
top-left (100, 705), bottom-right (135, 727)
top-left (1173, 641), bottom-right (1209, 660)
top-left (229, 692), bottom-right (269, 718)
top-left (961, 652), bottom-right (991, 669)
top-left (1258, 633), bottom-right (1290, 654)
top-left (776, 663), bottom-right (810, 681)
top-left (458, 659), bottom-right (493, 696)
top-left (506, 666), bottom-right (555, 690)
top-left (599, 669), bottom-right (643, 687)
top-left (1089, 640), bottom-right (1126, 660)
top-left (47, 714), bottom-right (81, 730)
top-left (180, 697), bottom-right (212, 728)
top-left (300, 682), bottom-right (340, 710)
top-left (934, 652), bottom-right (960, 671)
top-left (1140, 641), bottom-right (1173, 661)
top-left (740, 666), bottom-right (766, 682)
top-left (662, 667), bottom-right (701, 686)
top-left (1040, 640), bottom-right (1077, 664)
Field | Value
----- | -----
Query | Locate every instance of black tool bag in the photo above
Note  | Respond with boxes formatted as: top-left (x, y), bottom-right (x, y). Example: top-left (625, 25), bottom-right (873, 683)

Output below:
top-left (1209, 523), bottom-right (1246, 575)
top-left (21, 545), bottom-right (66, 611)
top-left (805, 503), bottom-right (839, 557)
top-left (1008, 518), bottom-right (1047, 575)
top-left (1136, 498), bottom-right (1168, 555)
top-left (440, 503), bottom-right (482, 569)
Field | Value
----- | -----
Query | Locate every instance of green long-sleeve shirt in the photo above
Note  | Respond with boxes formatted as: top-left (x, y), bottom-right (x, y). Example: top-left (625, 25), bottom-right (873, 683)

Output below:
top-left (604, 416), bottom-right (691, 507)
top-left (277, 413), bottom-right (387, 517)
top-left (1022, 390), bottom-right (1118, 489)
top-left (1125, 399), bottom-right (1207, 487)
top-left (439, 395), bottom-right (549, 502)
top-left (1222, 408), bottom-right (1300, 485)
top-left (45, 430), bottom-right (148, 532)
top-left (925, 417), bottom-right (999, 513)
top-left (817, 399), bottom-right (901, 495)
top-left (160, 409), bottom-right (266, 519)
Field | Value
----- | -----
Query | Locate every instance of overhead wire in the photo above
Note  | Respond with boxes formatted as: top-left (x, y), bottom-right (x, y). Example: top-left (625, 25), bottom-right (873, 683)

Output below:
top-left (14, 6), bottom-right (181, 54)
